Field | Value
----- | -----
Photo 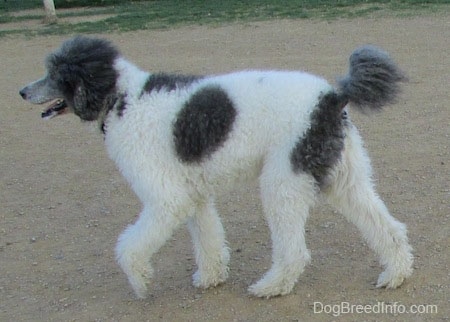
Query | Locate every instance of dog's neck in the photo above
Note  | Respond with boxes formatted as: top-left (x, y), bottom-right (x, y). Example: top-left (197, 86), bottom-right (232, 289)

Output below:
top-left (98, 92), bottom-right (126, 134)
top-left (114, 58), bottom-right (150, 98)
top-left (98, 58), bottom-right (149, 134)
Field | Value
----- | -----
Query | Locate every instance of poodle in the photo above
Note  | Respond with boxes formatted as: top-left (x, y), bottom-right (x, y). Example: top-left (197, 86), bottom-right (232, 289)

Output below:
top-left (20, 36), bottom-right (413, 298)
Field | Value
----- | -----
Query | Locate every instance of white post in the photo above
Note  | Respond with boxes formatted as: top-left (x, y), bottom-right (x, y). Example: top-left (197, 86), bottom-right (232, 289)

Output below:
top-left (43, 0), bottom-right (58, 24)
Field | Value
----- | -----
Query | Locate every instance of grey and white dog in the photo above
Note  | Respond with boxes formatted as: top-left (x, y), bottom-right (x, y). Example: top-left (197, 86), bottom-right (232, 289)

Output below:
top-left (20, 36), bottom-right (413, 298)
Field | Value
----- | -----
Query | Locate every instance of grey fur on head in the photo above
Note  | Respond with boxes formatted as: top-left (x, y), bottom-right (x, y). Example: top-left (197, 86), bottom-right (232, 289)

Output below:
top-left (46, 36), bottom-right (120, 121)
top-left (338, 45), bottom-right (406, 110)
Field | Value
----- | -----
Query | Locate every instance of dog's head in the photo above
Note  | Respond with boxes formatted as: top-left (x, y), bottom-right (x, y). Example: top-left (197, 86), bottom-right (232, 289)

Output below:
top-left (19, 36), bottom-right (119, 121)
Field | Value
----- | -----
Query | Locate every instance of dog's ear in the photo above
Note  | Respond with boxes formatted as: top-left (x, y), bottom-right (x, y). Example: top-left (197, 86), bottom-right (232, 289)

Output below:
top-left (72, 79), bottom-right (101, 121)
top-left (65, 68), bottom-right (100, 121)
top-left (73, 80), bottom-right (87, 117)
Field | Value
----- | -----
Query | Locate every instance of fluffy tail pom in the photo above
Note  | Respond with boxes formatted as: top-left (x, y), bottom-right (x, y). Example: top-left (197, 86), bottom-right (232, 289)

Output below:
top-left (338, 45), bottom-right (407, 111)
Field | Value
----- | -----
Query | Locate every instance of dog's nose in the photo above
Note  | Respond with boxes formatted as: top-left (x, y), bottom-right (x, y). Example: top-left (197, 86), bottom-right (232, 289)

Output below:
top-left (19, 89), bottom-right (27, 100)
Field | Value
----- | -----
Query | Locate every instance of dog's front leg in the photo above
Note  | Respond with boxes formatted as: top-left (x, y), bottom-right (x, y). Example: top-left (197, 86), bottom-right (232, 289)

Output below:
top-left (115, 205), bottom-right (183, 299)
top-left (187, 197), bottom-right (230, 289)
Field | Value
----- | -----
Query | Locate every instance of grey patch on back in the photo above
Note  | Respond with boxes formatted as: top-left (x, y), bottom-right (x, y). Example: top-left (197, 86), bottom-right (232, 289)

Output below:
top-left (173, 86), bottom-right (237, 163)
top-left (290, 92), bottom-right (348, 187)
top-left (141, 73), bottom-right (202, 96)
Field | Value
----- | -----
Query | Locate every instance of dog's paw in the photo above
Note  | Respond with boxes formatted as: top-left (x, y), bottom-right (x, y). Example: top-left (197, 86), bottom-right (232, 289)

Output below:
top-left (192, 247), bottom-right (230, 289)
top-left (128, 276), bottom-right (150, 299)
top-left (376, 267), bottom-right (412, 289)
top-left (248, 277), bottom-right (295, 298)
top-left (192, 267), bottom-right (229, 289)
top-left (376, 250), bottom-right (413, 289)
top-left (126, 265), bottom-right (153, 299)
top-left (117, 253), bottom-right (153, 299)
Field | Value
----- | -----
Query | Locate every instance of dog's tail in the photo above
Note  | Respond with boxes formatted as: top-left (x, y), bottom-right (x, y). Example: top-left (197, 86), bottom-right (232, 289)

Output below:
top-left (337, 45), bottom-right (406, 111)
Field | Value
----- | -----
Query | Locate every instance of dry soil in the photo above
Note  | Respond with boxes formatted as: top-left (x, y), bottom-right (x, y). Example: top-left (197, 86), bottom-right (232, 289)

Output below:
top-left (1, 14), bottom-right (449, 322)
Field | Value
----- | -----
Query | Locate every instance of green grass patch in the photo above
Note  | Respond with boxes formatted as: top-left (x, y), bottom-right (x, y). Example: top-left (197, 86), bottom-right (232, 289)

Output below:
top-left (1, 0), bottom-right (449, 38)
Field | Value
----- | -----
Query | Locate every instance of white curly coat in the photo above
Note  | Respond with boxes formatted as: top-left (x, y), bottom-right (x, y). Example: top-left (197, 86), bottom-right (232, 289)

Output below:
top-left (106, 58), bottom-right (413, 299)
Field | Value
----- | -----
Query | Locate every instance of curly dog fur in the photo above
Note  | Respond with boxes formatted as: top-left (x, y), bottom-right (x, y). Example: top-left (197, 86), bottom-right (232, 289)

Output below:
top-left (20, 36), bottom-right (413, 298)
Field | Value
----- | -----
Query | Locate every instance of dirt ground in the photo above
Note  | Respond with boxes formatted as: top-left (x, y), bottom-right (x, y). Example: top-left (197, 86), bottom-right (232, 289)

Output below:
top-left (1, 14), bottom-right (449, 322)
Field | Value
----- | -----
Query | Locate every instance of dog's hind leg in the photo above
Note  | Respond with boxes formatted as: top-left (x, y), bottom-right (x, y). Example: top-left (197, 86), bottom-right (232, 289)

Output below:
top-left (249, 154), bottom-right (317, 298)
top-left (115, 198), bottom-right (188, 299)
top-left (187, 197), bottom-right (230, 289)
top-left (324, 125), bottom-right (413, 289)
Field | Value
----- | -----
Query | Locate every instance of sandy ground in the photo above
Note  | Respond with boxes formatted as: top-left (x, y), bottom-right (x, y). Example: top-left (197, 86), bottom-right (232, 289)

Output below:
top-left (1, 14), bottom-right (449, 322)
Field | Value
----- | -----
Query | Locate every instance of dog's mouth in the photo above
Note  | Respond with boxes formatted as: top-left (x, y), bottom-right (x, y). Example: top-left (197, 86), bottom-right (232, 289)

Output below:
top-left (41, 99), bottom-right (68, 120)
